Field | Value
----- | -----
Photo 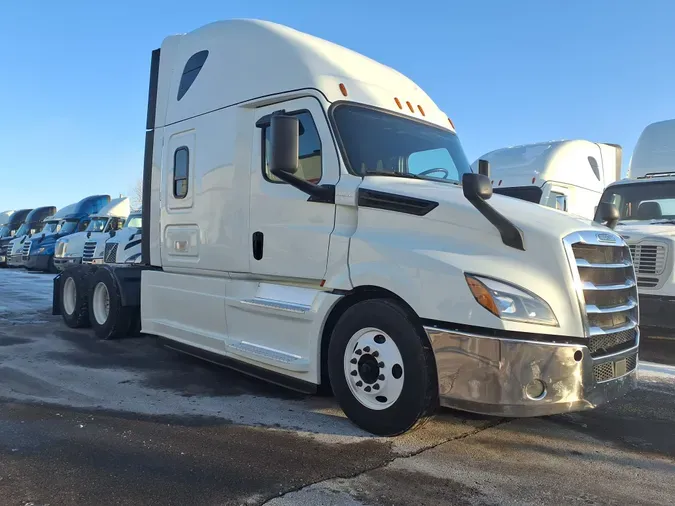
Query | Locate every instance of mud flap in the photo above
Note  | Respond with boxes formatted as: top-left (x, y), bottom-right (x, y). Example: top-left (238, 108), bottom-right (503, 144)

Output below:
top-left (52, 273), bottom-right (62, 315)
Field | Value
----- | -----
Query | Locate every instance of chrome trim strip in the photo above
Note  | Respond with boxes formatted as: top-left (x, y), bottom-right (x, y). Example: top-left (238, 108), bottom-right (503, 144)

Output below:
top-left (239, 298), bottom-right (310, 314)
top-left (576, 258), bottom-right (631, 269)
top-left (582, 278), bottom-right (635, 291)
top-left (589, 319), bottom-right (637, 337)
top-left (591, 341), bottom-right (640, 365)
top-left (422, 326), bottom-right (571, 348)
top-left (585, 298), bottom-right (637, 314)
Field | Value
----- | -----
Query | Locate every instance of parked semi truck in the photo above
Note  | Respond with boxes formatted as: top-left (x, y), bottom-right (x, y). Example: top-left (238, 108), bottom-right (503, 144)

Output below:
top-left (24, 195), bottom-right (110, 272)
top-left (53, 19), bottom-right (638, 436)
top-left (85, 209), bottom-right (142, 265)
top-left (596, 118), bottom-right (675, 332)
top-left (0, 208), bottom-right (32, 266)
top-left (5, 206), bottom-right (57, 267)
top-left (55, 197), bottom-right (130, 271)
top-left (471, 140), bottom-right (622, 220)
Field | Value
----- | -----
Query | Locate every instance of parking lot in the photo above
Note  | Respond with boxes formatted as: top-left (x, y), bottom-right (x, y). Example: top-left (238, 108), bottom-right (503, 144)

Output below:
top-left (0, 269), bottom-right (674, 506)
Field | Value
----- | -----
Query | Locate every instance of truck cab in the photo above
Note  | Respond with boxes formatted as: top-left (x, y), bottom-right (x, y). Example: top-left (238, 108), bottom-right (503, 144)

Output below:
top-left (596, 119), bottom-right (675, 332)
top-left (56, 197), bottom-right (130, 271)
top-left (25, 195), bottom-right (110, 273)
top-left (54, 19), bottom-right (639, 436)
top-left (88, 210), bottom-right (142, 265)
top-left (5, 206), bottom-right (57, 267)
top-left (472, 140), bottom-right (622, 220)
top-left (0, 208), bottom-right (32, 266)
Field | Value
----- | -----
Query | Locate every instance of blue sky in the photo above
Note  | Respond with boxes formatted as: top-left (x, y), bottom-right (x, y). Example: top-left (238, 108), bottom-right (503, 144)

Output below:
top-left (1, 0), bottom-right (673, 211)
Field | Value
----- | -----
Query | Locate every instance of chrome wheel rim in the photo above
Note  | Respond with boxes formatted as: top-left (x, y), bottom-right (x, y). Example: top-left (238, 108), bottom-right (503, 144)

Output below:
top-left (92, 282), bottom-right (110, 326)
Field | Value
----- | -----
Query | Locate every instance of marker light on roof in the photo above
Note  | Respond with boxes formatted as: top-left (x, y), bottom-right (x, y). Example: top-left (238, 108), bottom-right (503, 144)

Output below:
top-left (417, 105), bottom-right (425, 116)
top-left (448, 118), bottom-right (455, 129)
top-left (394, 97), bottom-right (402, 109)
top-left (339, 83), bottom-right (348, 97)
top-left (532, 177), bottom-right (536, 184)
top-left (406, 101), bottom-right (414, 113)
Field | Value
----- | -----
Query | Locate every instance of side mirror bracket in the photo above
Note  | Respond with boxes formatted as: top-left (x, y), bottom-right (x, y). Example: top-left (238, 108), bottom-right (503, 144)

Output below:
top-left (462, 172), bottom-right (525, 251)
top-left (268, 114), bottom-right (334, 204)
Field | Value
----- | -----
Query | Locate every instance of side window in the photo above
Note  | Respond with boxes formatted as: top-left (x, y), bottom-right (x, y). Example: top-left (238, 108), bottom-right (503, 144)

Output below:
top-left (546, 191), bottom-right (567, 211)
top-left (263, 111), bottom-right (322, 184)
top-left (177, 50), bottom-right (209, 101)
top-left (173, 147), bottom-right (189, 199)
top-left (588, 156), bottom-right (601, 181)
top-left (78, 219), bottom-right (90, 232)
top-left (408, 148), bottom-right (460, 181)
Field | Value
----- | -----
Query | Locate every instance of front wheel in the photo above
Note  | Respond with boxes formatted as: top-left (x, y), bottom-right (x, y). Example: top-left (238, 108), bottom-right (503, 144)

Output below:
top-left (327, 298), bottom-right (438, 436)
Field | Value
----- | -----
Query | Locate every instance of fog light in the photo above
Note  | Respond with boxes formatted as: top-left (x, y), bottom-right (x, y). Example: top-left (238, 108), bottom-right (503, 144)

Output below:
top-left (525, 379), bottom-right (547, 400)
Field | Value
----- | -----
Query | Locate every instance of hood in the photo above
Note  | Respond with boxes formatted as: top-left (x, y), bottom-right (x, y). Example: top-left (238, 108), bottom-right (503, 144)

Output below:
top-left (107, 226), bottom-right (141, 244)
top-left (615, 222), bottom-right (675, 239)
top-left (57, 231), bottom-right (109, 257)
top-left (358, 177), bottom-right (607, 244)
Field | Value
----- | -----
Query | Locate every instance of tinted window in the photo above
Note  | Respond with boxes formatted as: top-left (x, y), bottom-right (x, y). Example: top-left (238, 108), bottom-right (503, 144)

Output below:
top-left (493, 186), bottom-right (543, 203)
top-left (599, 180), bottom-right (675, 221)
top-left (545, 191), bottom-right (567, 211)
top-left (177, 50), bottom-right (209, 101)
top-left (588, 156), bottom-right (601, 180)
top-left (77, 219), bottom-right (91, 232)
top-left (174, 147), bottom-right (189, 198)
top-left (263, 111), bottom-right (322, 183)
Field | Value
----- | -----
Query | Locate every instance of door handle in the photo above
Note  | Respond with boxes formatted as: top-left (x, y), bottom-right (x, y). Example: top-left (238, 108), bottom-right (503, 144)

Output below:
top-left (252, 232), bottom-right (264, 260)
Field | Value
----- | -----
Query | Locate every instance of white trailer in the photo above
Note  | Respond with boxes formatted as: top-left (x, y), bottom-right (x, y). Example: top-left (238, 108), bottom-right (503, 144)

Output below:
top-left (53, 19), bottom-right (639, 435)
top-left (597, 119), bottom-right (675, 332)
top-left (472, 140), bottom-right (622, 220)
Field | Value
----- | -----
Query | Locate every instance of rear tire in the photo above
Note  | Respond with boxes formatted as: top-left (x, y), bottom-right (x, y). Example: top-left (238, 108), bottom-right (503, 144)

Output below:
top-left (88, 268), bottom-right (132, 340)
top-left (60, 269), bottom-right (90, 328)
top-left (327, 298), bottom-right (438, 436)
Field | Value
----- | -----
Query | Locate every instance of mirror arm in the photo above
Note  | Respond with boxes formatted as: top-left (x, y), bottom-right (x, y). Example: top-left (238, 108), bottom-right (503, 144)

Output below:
top-left (270, 168), bottom-right (335, 203)
top-left (465, 193), bottom-right (525, 251)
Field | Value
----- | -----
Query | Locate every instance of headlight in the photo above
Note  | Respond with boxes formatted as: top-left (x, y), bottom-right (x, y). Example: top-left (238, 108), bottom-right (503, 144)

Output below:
top-left (465, 274), bottom-right (558, 326)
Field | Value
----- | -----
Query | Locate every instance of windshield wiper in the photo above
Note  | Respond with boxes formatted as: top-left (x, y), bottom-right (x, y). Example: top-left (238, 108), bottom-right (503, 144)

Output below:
top-left (363, 170), bottom-right (424, 180)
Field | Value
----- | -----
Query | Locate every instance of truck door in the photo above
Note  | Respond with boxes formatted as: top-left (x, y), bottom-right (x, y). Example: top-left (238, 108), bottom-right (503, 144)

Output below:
top-left (249, 97), bottom-right (338, 281)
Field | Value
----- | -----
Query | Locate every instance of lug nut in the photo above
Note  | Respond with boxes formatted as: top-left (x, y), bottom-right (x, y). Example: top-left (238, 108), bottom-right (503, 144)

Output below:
top-left (356, 381), bottom-right (363, 387)
top-left (372, 351), bottom-right (379, 358)
top-left (355, 349), bottom-right (362, 355)
top-left (363, 346), bottom-right (370, 353)
top-left (350, 358), bottom-right (357, 364)
top-left (364, 386), bottom-right (371, 392)
top-left (373, 384), bottom-right (380, 390)
top-left (378, 374), bottom-right (385, 381)
top-left (378, 362), bottom-right (384, 368)
top-left (350, 370), bottom-right (357, 376)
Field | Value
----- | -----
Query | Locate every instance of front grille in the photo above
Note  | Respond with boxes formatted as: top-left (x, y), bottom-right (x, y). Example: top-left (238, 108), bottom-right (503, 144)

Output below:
top-left (565, 232), bottom-right (639, 361)
top-left (82, 241), bottom-right (97, 262)
top-left (628, 243), bottom-right (666, 275)
top-left (104, 243), bottom-right (118, 264)
top-left (22, 240), bottom-right (32, 260)
top-left (593, 352), bottom-right (638, 383)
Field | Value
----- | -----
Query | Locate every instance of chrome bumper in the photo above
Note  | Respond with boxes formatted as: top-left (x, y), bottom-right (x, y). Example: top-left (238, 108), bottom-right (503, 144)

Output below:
top-left (54, 256), bottom-right (82, 271)
top-left (7, 254), bottom-right (24, 267)
top-left (426, 326), bottom-right (638, 417)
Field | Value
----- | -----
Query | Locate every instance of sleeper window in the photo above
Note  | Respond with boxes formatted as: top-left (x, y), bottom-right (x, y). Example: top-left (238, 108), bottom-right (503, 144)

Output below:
top-left (263, 111), bottom-right (322, 183)
top-left (174, 147), bottom-right (189, 199)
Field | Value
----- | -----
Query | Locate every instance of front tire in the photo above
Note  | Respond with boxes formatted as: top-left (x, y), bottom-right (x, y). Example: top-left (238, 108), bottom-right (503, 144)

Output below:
top-left (327, 298), bottom-right (438, 436)
top-left (60, 269), bottom-right (90, 328)
top-left (88, 268), bottom-right (132, 340)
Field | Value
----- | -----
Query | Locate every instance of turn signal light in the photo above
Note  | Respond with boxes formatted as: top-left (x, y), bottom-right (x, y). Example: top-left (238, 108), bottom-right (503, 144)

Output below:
top-left (465, 275), bottom-right (499, 317)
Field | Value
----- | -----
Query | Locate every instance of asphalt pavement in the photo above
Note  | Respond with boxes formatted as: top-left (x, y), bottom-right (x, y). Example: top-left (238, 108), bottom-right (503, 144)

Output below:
top-left (0, 269), bottom-right (674, 506)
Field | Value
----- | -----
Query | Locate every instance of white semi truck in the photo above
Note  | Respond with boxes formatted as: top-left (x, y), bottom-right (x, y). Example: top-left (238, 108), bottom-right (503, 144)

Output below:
top-left (472, 140), bottom-right (622, 220)
top-left (596, 118), bottom-right (675, 333)
top-left (97, 210), bottom-right (143, 265)
top-left (54, 197), bottom-right (130, 271)
top-left (53, 19), bottom-right (638, 436)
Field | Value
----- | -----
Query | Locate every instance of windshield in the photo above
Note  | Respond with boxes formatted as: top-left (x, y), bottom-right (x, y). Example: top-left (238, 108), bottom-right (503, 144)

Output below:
top-left (15, 223), bottom-right (30, 237)
top-left (493, 186), bottom-right (543, 203)
top-left (86, 217), bottom-right (109, 233)
top-left (125, 215), bottom-right (142, 228)
top-left (60, 219), bottom-right (79, 234)
top-left (42, 221), bottom-right (60, 234)
top-left (0, 225), bottom-right (11, 238)
top-left (598, 181), bottom-right (675, 223)
top-left (332, 104), bottom-right (472, 183)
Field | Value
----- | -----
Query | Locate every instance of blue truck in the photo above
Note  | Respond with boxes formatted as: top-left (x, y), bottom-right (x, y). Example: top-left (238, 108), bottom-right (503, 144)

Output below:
top-left (0, 209), bottom-right (33, 267)
top-left (24, 195), bottom-right (110, 273)
top-left (5, 206), bottom-right (58, 267)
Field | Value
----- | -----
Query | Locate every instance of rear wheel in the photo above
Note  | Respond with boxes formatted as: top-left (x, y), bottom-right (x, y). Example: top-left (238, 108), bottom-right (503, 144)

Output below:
top-left (327, 298), bottom-right (438, 436)
top-left (88, 268), bottom-right (133, 340)
top-left (60, 270), bottom-right (90, 328)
